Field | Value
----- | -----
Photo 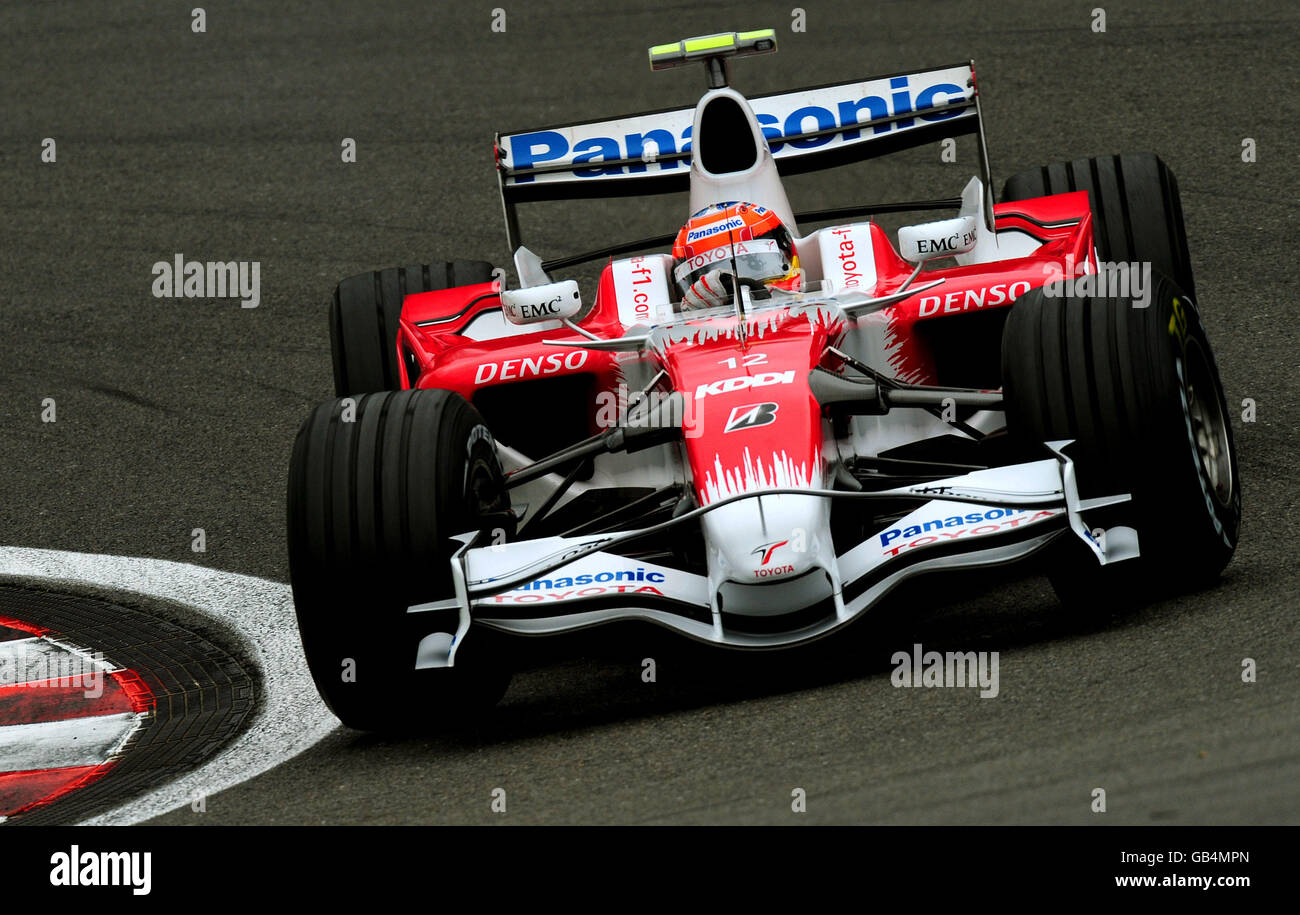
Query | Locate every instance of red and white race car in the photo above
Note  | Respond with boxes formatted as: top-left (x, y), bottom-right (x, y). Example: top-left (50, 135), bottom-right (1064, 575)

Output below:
top-left (287, 30), bottom-right (1240, 729)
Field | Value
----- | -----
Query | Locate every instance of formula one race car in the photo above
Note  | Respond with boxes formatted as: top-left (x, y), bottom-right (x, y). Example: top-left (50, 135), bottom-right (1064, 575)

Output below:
top-left (287, 30), bottom-right (1240, 730)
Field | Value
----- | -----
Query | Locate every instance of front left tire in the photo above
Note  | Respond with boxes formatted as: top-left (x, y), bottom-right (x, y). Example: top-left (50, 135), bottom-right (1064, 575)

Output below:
top-left (287, 388), bottom-right (513, 731)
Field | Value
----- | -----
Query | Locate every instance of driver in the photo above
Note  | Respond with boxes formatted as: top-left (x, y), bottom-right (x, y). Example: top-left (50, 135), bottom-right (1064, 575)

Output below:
top-left (671, 201), bottom-right (802, 310)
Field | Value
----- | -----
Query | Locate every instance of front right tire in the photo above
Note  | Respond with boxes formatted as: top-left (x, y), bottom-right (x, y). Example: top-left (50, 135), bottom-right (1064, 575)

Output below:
top-left (1002, 152), bottom-right (1197, 299)
top-left (1000, 272), bottom-right (1240, 608)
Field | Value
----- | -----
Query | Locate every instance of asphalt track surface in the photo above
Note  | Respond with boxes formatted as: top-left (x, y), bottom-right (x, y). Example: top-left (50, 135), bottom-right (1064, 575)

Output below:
top-left (2, 0), bottom-right (1297, 825)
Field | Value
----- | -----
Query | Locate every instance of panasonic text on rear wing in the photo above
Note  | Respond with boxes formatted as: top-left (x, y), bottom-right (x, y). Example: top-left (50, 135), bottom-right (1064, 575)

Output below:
top-left (496, 63), bottom-right (976, 192)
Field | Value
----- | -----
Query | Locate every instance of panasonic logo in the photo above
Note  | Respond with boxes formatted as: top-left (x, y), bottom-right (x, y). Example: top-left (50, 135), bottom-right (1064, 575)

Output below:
top-left (506, 75), bottom-right (966, 182)
top-left (881, 509), bottom-right (1024, 547)
top-left (687, 218), bottom-right (745, 242)
top-left (511, 568), bottom-right (666, 591)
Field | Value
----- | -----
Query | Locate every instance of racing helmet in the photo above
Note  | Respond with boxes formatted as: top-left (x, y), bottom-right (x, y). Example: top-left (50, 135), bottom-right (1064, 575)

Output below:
top-left (671, 201), bottom-right (801, 300)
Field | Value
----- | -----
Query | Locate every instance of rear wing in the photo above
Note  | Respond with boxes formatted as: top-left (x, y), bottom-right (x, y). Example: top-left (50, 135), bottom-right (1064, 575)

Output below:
top-left (495, 61), bottom-right (994, 255)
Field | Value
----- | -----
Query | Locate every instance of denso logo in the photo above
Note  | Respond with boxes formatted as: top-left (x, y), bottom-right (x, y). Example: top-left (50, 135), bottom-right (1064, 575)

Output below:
top-left (918, 281), bottom-right (1032, 318)
top-left (688, 217), bottom-right (745, 242)
top-left (695, 370), bottom-right (795, 400)
top-left (507, 75), bottom-right (965, 181)
top-left (474, 350), bottom-right (589, 385)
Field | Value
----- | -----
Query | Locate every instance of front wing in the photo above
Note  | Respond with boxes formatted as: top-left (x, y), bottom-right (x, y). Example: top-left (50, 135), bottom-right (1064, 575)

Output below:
top-left (409, 442), bottom-right (1138, 663)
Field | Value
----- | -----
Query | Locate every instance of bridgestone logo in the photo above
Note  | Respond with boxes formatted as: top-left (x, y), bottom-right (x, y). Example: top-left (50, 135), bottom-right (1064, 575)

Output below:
top-left (724, 402), bottom-right (779, 432)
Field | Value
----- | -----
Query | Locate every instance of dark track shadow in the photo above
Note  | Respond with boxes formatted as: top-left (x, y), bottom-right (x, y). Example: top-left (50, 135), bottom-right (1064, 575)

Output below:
top-left (340, 561), bottom-right (1239, 752)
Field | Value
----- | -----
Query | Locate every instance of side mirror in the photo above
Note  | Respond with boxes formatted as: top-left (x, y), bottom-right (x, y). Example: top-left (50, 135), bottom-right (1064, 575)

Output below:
top-left (897, 214), bottom-right (979, 263)
top-left (500, 279), bottom-right (582, 325)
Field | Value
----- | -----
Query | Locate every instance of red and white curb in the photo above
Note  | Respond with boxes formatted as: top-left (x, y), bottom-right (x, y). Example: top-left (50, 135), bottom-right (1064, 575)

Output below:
top-left (0, 617), bottom-right (154, 821)
top-left (0, 547), bottom-right (338, 825)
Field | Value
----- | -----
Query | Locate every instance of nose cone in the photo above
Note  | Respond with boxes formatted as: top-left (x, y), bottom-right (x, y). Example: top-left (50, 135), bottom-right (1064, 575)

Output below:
top-left (702, 494), bottom-right (828, 584)
top-left (656, 306), bottom-right (840, 514)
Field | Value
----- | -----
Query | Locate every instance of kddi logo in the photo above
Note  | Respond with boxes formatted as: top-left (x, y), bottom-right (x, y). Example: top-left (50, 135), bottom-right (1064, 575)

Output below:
top-left (695, 371), bottom-right (794, 400)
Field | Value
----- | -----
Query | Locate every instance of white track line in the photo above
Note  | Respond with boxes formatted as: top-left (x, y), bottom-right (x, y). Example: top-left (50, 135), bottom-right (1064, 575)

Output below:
top-left (0, 637), bottom-right (109, 687)
top-left (0, 546), bottom-right (338, 825)
top-left (0, 713), bottom-right (143, 772)
top-left (0, 636), bottom-right (141, 782)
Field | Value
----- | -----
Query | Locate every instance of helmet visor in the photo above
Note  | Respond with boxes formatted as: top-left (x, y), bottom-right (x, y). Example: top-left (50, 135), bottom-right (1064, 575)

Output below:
top-left (672, 239), bottom-right (793, 296)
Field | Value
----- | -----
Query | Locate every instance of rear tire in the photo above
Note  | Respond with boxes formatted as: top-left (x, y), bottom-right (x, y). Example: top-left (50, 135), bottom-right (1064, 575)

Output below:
top-left (330, 261), bottom-right (496, 396)
top-left (1002, 153), bottom-right (1196, 299)
top-left (1000, 272), bottom-right (1240, 608)
top-left (287, 388), bottom-right (513, 731)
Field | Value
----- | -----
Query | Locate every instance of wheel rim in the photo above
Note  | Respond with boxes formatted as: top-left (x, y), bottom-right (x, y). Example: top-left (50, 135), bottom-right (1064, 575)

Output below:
top-left (467, 457), bottom-right (507, 518)
top-left (464, 429), bottom-right (512, 534)
top-left (1183, 340), bottom-right (1234, 507)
